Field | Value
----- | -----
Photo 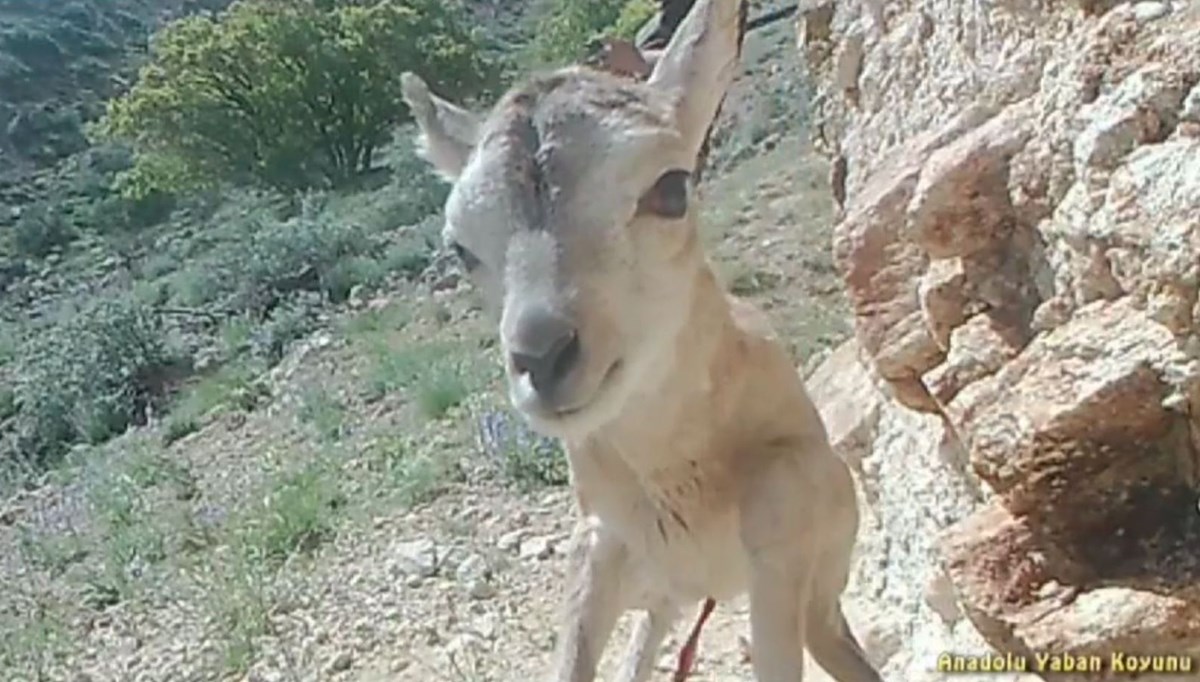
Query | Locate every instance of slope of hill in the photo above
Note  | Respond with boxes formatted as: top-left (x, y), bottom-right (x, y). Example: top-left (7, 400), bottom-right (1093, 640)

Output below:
top-left (1, 1), bottom-right (850, 680)
top-left (0, 0), bottom-right (234, 185)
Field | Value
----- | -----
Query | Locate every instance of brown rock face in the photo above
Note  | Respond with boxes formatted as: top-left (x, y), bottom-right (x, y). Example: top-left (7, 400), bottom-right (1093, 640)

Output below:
top-left (804, 0), bottom-right (1200, 675)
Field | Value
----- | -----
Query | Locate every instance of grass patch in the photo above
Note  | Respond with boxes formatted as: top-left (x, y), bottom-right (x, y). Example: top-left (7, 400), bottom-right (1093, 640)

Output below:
top-left (365, 435), bottom-right (457, 507)
top-left (165, 362), bottom-right (267, 433)
top-left (414, 362), bottom-right (471, 420)
top-left (340, 300), bottom-right (412, 341)
top-left (0, 586), bottom-right (73, 678)
top-left (161, 415), bottom-right (200, 446)
top-left (204, 557), bottom-right (275, 675)
top-left (231, 458), bottom-right (345, 569)
top-left (123, 446), bottom-right (197, 499)
top-left (199, 454), bottom-right (352, 674)
top-left (362, 340), bottom-right (483, 418)
top-left (82, 456), bottom-right (174, 606)
top-left (14, 527), bottom-right (89, 580)
top-left (296, 387), bottom-right (348, 443)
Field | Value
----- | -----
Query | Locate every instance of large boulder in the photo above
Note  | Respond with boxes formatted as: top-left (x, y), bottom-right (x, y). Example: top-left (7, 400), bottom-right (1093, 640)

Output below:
top-left (803, 1), bottom-right (1200, 679)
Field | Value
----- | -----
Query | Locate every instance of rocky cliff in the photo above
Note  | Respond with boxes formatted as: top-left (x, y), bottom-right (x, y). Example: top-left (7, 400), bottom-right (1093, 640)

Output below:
top-left (800, 0), bottom-right (1200, 679)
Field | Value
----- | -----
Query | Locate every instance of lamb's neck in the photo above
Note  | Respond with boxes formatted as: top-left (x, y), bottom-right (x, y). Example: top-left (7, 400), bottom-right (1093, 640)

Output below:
top-left (599, 267), bottom-right (744, 470)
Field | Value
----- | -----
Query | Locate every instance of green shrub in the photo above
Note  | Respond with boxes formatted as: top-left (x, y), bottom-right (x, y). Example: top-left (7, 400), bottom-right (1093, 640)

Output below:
top-left (97, 0), bottom-right (494, 196)
top-left (609, 0), bottom-right (658, 41)
top-left (521, 0), bottom-right (655, 69)
top-left (83, 467), bottom-right (169, 605)
top-left (523, 0), bottom-right (626, 68)
top-left (12, 299), bottom-right (184, 468)
top-left (170, 192), bottom-right (436, 331)
top-left (161, 415), bottom-right (199, 446)
top-left (10, 204), bottom-right (75, 259)
top-left (251, 299), bottom-right (321, 365)
top-left (501, 439), bottom-right (570, 489)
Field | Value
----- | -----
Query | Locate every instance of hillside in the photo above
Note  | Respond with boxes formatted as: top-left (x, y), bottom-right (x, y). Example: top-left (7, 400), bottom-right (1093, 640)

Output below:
top-left (0, 0), bottom-right (234, 188)
top-left (1, 1), bottom-right (847, 680)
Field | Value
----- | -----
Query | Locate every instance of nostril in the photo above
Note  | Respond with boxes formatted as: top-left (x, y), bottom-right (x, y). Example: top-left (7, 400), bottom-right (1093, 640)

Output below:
top-left (510, 350), bottom-right (537, 377)
top-left (551, 331), bottom-right (581, 381)
top-left (507, 306), bottom-right (581, 393)
top-left (509, 328), bottom-right (581, 394)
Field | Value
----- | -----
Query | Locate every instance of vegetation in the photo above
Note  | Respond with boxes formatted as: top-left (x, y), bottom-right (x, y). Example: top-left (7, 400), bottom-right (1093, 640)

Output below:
top-left (97, 0), bottom-right (494, 196)
top-left (0, 0), bottom-right (835, 678)
top-left (11, 297), bottom-right (186, 471)
top-left (521, 0), bottom-right (656, 68)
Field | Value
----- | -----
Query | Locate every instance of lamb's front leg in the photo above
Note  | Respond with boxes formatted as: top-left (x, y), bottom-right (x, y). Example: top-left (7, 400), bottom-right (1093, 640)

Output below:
top-left (551, 518), bottom-right (630, 682)
top-left (745, 550), bottom-right (811, 682)
top-left (614, 600), bottom-right (679, 682)
top-left (740, 457), bottom-right (820, 682)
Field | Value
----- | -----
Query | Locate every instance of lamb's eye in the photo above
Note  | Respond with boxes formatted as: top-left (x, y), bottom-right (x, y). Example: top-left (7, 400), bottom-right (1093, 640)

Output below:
top-left (636, 169), bottom-right (690, 219)
top-left (451, 241), bottom-right (481, 271)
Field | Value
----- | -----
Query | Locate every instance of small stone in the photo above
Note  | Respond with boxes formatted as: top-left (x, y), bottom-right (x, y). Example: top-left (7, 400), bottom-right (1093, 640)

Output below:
top-left (392, 538), bottom-right (439, 577)
top-left (467, 578), bottom-right (496, 600)
top-left (405, 574), bottom-right (425, 588)
top-left (473, 612), bottom-right (499, 640)
top-left (455, 554), bottom-right (489, 582)
top-left (923, 570), bottom-right (962, 624)
top-left (1132, 1), bottom-right (1170, 21)
top-left (439, 546), bottom-right (465, 573)
top-left (327, 651), bottom-right (353, 673)
top-left (519, 535), bottom-right (555, 560)
top-left (1182, 83), bottom-right (1200, 123)
top-left (497, 530), bottom-right (525, 552)
top-left (446, 632), bottom-right (485, 659)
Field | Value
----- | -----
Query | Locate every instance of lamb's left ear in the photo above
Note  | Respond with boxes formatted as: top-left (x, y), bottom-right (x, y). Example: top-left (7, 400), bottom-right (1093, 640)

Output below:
top-left (646, 0), bottom-right (742, 167)
top-left (400, 72), bottom-right (482, 182)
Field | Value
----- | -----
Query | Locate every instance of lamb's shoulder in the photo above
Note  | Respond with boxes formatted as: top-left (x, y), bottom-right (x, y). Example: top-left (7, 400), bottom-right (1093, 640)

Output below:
top-left (726, 293), bottom-right (779, 344)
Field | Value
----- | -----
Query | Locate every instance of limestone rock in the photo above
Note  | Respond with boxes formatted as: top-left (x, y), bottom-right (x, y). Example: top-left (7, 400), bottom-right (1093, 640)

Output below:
top-left (391, 538), bottom-right (439, 578)
top-left (924, 313), bottom-right (1023, 407)
top-left (905, 103), bottom-right (1034, 260)
top-left (803, 0), bottom-right (1200, 676)
top-left (918, 259), bottom-right (969, 350)
top-left (806, 339), bottom-right (884, 471)
top-left (1072, 65), bottom-right (1190, 175)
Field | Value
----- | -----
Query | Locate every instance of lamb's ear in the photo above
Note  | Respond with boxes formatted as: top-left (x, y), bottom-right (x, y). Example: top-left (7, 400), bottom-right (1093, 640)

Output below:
top-left (646, 0), bottom-right (741, 164)
top-left (400, 72), bottom-right (482, 182)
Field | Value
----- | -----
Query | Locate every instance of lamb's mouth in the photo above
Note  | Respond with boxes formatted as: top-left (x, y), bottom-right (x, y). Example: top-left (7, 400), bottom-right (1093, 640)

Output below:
top-left (551, 359), bottom-right (624, 417)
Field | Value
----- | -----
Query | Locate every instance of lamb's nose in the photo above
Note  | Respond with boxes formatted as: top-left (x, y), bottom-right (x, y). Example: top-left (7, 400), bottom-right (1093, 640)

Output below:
top-left (508, 307), bottom-right (581, 396)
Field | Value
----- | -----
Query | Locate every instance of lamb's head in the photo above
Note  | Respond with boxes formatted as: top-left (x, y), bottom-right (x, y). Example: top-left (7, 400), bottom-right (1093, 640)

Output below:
top-left (401, 0), bottom-right (741, 438)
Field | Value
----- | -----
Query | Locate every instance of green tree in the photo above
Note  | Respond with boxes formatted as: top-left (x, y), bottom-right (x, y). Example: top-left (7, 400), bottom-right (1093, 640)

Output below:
top-left (97, 0), bottom-right (492, 197)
